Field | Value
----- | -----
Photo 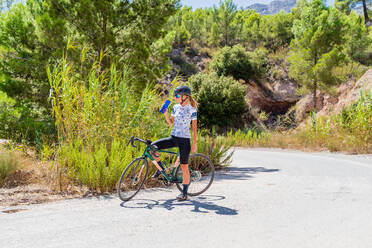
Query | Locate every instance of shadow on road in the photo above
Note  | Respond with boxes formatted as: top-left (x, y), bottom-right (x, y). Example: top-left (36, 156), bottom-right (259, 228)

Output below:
top-left (120, 195), bottom-right (238, 215)
top-left (215, 166), bottom-right (279, 181)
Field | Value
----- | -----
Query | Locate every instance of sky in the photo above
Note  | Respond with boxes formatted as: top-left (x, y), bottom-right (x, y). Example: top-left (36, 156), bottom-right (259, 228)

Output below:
top-left (180, 0), bottom-right (272, 9)
top-left (180, 0), bottom-right (334, 9)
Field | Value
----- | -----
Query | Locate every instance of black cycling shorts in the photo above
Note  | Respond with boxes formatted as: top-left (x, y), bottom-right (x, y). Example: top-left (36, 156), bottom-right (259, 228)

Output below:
top-left (151, 136), bottom-right (191, 164)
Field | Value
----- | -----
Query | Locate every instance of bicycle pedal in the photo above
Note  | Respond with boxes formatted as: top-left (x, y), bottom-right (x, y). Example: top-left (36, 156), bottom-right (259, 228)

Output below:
top-left (162, 181), bottom-right (172, 187)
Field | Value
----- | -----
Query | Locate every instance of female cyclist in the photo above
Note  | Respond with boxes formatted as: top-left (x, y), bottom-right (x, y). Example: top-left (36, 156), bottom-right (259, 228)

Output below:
top-left (151, 85), bottom-right (198, 201)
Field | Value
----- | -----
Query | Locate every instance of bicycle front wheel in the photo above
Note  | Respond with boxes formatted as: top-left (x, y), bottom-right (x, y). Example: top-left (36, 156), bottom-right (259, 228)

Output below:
top-left (175, 153), bottom-right (215, 196)
top-left (118, 157), bottom-right (149, 201)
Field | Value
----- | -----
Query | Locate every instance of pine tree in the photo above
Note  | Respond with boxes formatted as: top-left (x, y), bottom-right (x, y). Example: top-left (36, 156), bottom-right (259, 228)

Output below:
top-left (212, 0), bottom-right (237, 46)
top-left (288, 0), bottom-right (348, 125)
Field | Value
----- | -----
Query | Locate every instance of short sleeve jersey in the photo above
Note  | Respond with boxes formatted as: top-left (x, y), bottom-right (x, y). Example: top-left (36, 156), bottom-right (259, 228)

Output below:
top-left (171, 104), bottom-right (197, 138)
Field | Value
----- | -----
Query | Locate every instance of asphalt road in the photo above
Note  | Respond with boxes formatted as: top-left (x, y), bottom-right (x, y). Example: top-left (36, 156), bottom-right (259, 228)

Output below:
top-left (1, 148), bottom-right (372, 248)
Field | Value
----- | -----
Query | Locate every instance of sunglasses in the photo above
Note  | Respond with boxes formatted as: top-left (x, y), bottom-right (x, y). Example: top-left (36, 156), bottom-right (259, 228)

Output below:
top-left (175, 94), bottom-right (181, 98)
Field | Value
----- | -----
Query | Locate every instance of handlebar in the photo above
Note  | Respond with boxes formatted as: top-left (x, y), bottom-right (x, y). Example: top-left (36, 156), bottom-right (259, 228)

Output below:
top-left (127, 136), bottom-right (159, 156)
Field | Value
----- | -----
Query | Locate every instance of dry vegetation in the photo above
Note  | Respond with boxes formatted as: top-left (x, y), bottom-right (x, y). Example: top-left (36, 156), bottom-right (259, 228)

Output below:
top-left (0, 146), bottom-right (89, 207)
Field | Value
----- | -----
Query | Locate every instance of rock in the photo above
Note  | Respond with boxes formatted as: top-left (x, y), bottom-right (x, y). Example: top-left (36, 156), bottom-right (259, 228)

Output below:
top-left (169, 49), bottom-right (181, 60)
top-left (196, 61), bottom-right (205, 71)
top-left (246, 80), bottom-right (298, 114)
top-left (332, 69), bottom-right (372, 113)
top-left (272, 80), bottom-right (298, 102)
top-left (192, 56), bottom-right (201, 63)
top-left (295, 92), bottom-right (324, 122)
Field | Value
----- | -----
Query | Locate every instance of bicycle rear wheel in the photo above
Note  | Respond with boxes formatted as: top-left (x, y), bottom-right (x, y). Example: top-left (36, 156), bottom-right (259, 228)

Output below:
top-left (118, 157), bottom-right (149, 201)
top-left (175, 153), bottom-right (214, 196)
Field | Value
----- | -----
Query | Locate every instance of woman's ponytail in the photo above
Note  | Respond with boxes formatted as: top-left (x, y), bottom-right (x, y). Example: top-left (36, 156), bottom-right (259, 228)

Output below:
top-left (188, 96), bottom-right (198, 109)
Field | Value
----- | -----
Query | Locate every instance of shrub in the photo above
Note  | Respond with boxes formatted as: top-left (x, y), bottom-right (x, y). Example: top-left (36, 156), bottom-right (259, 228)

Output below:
top-left (0, 148), bottom-right (20, 187)
top-left (188, 72), bottom-right (246, 128)
top-left (179, 60), bottom-right (197, 76)
top-left (0, 90), bottom-right (20, 139)
top-left (197, 132), bottom-right (234, 168)
top-left (210, 45), bottom-right (252, 81)
top-left (210, 45), bottom-right (268, 81)
top-left (248, 47), bottom-right (268, 77)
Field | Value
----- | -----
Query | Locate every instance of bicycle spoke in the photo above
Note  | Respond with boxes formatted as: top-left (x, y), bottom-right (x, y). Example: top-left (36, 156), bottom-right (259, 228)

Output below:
top-left (118, 158), bottom-right (148, 201)
top-left (175, 153), bottom-right (214, 196)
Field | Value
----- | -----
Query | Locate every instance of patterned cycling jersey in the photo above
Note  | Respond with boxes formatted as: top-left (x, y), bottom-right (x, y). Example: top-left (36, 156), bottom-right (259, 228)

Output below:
top-left (171, 104), bottom-right (197, 138)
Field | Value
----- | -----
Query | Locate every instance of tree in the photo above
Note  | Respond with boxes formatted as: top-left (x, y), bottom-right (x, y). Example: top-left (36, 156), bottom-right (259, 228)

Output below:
top-left (344, 11), bottom-right (371, 64)
top-left (39, 0), bottom-right (179, 89)
top-left (0, 0), bottom-right (179, 109)
top-left (0, 0), bottom-right (179, 142)
top-left (288, 0), bottom-right (348, 125)
top-left (259, 11), bottom-right (294, 50)
top-left (359, 0), bottom-right (370, 22)
top-left (0, 3), bottom-right (49, 109)
top-left (242, 11), bottom-right (262, 48)
top-left (0, 0), bottom-right (14, 11)
top-left (334, 0), bottom-right (353, 14)
top-left (335, 0), bottom-right (370, 23)
top-left (209, 22), bottom-right (220, 47)
top-left (212, 0), bottom-right (237, 46)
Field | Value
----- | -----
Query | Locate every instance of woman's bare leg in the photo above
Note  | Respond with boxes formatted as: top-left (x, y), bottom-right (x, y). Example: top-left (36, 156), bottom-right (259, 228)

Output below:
top-left (180, 164), bottom-right (190, 184)
top-left (150, 151), bottom-right (161, 162)
top-left (149, 151), bottom-right (164, 173)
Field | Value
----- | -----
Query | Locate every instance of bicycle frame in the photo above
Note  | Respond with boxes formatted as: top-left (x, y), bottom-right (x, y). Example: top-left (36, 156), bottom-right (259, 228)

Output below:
top-left (142, 147), bottom-right (180, 182)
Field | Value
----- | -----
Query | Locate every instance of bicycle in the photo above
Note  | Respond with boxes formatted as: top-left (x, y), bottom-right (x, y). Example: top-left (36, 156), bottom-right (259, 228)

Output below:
top-left (118, 136), bottom-right (215, 202)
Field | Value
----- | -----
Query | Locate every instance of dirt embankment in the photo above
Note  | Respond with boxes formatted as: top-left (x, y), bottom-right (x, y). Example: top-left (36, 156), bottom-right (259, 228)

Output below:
top-left (295, 69), bottom-right (372, 122)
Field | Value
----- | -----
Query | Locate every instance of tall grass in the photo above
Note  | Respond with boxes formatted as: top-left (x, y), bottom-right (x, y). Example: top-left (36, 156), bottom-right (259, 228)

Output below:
top-left (197, 133), bottom-right (235, 168)
top-left (48, 53), bottom-right (170, 192)
top-left (225, 129), bottom-right (270, 147)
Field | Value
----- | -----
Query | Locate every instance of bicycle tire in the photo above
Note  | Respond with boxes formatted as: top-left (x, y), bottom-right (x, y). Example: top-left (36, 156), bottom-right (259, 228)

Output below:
top-left (118, 157), bottom-right (149, 201)
top-left (175, 153), bottom-right (214, 196)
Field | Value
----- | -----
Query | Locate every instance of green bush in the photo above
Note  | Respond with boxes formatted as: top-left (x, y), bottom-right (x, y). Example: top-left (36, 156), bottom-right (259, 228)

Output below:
top-left (210, 45), bottom-right (252, 81)
top-left (0, 90), bottom-right (56, 145)
top-left (0, 148), bottom-right (20, 187)
top-left (0, 90), bottom-right (20, 139)
top-left (188, 72), bottom-right (246, 128)
top-left (210, 45), bottom-right (267, 81)
top-left (248, 47), bottom-right (268, 77)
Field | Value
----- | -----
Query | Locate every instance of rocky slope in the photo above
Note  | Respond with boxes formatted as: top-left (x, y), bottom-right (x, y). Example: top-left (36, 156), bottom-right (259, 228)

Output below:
top-left (246, 0), bottom-right (296, 15)
top-left (245, 0), bottom-right (367, 15)
top-left (295, 69), bottom-right (372, 122)
top-left (164, 45), bottom-right (371, 128)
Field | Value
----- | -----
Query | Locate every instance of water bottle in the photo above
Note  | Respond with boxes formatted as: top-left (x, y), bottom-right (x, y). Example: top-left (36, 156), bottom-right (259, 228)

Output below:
top-left (159, 99), bottom-right (171, 113)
